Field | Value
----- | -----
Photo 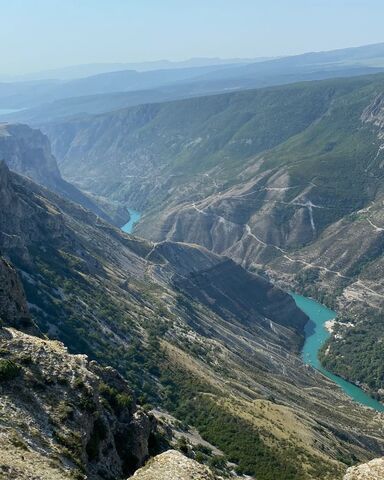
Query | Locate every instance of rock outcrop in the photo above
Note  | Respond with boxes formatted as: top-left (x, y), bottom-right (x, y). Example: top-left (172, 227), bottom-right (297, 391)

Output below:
top-left (344, 457), bottom-right (384, 480)
top-left (0, 123), bottom-right (122, 224)
top-left (0, 326), bottom-right (157, 480)
top-left (0, 256), bottom-right (35, 332)
top-left (131, 450), bottom-right (219, 480)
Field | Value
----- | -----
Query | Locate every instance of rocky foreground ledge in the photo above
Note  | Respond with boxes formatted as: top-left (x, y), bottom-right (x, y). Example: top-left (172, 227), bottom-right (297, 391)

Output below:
top-left (132, 452), bottom-right (384, 480)
top-left (344, 457), bottom-right (384, 480)
top-left (131, 450), bottom-right (219, 480)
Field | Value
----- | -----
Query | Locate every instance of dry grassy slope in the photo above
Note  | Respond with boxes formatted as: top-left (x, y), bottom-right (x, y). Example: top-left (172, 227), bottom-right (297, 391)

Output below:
top-left (1, 164), bottom-right (384, 478)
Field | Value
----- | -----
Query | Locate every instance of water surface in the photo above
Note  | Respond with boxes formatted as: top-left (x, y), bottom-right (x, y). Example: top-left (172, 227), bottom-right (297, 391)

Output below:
top-left (291, 292), bottom-right (384, 412)
top-left (121, 209), bottom-right (141, 234)
top-left (0, 108), bottom-right (24, 115)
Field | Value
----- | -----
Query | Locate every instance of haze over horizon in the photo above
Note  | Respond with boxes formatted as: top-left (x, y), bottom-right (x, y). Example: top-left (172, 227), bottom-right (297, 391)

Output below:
top-left (1, 0), bottom-right (384, 76)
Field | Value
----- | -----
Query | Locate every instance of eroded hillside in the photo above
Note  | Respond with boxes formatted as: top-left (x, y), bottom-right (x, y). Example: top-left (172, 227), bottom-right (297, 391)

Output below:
top-left (41, 73), bottom-right (384, 402)
top-left (1, 159), bottom-right (384, 479)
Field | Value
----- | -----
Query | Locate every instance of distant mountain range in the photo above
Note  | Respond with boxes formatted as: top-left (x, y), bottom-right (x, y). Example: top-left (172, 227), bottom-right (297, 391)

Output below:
top-left (2, 42), bottom-right (384, 125)
top-left (0, 57), bottom-right (268, 82)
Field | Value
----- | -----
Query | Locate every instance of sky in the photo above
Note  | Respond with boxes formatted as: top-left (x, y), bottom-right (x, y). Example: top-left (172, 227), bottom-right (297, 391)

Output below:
top-left (1, 0), bottom-right (384, 75)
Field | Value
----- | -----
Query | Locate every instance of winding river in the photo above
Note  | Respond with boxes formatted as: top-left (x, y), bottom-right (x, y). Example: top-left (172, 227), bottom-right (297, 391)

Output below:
top-left (120, 210), bottom-right (384, 411)
top-left (291, 293), bottom-right (384, 412)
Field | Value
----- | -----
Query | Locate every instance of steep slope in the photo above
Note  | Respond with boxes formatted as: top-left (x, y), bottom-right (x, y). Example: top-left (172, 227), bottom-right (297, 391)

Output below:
top-left (41, 74), bottom-right (384, 255)
top-left (133, 81), bottom-right (384, 399)
top-left (0, 328), bottom-right (156, 480)
top-left (43, 76), bottom-right (362, 205)
top-left (1, 162), bottom-right (384, 479)
top-left (0, 257), bottom-right (158, 480)
top-left (0, 123), bottom-right (125, 225)
top-left (0, 256), bottom-right (37, 334)
top-left (42, 73), bottom-right (384, 403)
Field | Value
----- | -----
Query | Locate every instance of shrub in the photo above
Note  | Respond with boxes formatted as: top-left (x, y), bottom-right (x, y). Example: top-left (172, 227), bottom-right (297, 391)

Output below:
top-left (0, 359), bottom-right (21, 381)
top-left (100, 382), bottom-right (133, 414)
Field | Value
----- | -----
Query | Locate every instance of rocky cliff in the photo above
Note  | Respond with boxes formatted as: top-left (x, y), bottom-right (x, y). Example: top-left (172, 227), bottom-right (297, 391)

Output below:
top-left (0, 123), bottom-right (126, 225)
top-left (0, 256), bottom-right (37, 334)
top-left (0, 328), bottom-right (156, 480)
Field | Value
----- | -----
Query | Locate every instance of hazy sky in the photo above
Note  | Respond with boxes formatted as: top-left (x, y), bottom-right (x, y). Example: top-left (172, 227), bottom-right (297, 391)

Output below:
top-left (1, 0), bottom-right (384, 75)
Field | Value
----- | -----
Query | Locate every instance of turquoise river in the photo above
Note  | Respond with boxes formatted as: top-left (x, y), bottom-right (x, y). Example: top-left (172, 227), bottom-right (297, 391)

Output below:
top-left (291, 293), bottom-right (384, 412)
top-left (121, 209), bottom-right (141, 234)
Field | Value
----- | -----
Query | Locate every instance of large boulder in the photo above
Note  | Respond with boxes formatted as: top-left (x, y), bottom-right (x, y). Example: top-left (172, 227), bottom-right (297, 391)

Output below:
top-left (131, 450), bottom-right (220, 480)
top-left (344, 457), bottom-right (384, 480)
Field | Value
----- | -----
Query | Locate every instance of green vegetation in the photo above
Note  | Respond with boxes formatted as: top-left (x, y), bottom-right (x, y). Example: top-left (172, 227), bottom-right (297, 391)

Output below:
top-left (48, 73), bottom-right (384, 241)
top-left (294, 270), bottom-right (345, 310)
top-left (320, 309), bottom-right (384, 397)
top-left (79, 391), bottom-right (97, 414)
top-left (159, 363), bottom-right (339, 480)
top-left (54, 429), bottom-right (84, 466)
top-left (0, 359), bottom-right (21, 381)
top-left (100, 382), bottom-right (133, 414)
top-left (55, 401), bottom-right (74, 422)
top-left (16, 237), bottom-right (346, 479)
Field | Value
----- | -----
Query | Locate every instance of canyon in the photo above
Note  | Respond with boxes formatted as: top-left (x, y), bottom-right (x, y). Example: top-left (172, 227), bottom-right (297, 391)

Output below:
top-left (2, 59), bottom-right (384, 479)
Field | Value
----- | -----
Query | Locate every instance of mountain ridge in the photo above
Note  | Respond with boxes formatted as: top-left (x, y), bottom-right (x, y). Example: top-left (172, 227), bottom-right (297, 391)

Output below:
top-left (2, 43), bottom-right (384, 124)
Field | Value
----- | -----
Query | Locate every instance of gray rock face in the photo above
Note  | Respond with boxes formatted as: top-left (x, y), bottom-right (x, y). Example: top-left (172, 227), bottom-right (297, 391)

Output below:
top-left (0, 257), bottom-right (31, 330)
top-left (361, 93), bottom-right (384, 134)
top-left (0, 124), bottom-right (116, 224)
top-left (0, 327), bottom-right (156, 480)
top-left (0, 123), bottom-right (61, 184)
